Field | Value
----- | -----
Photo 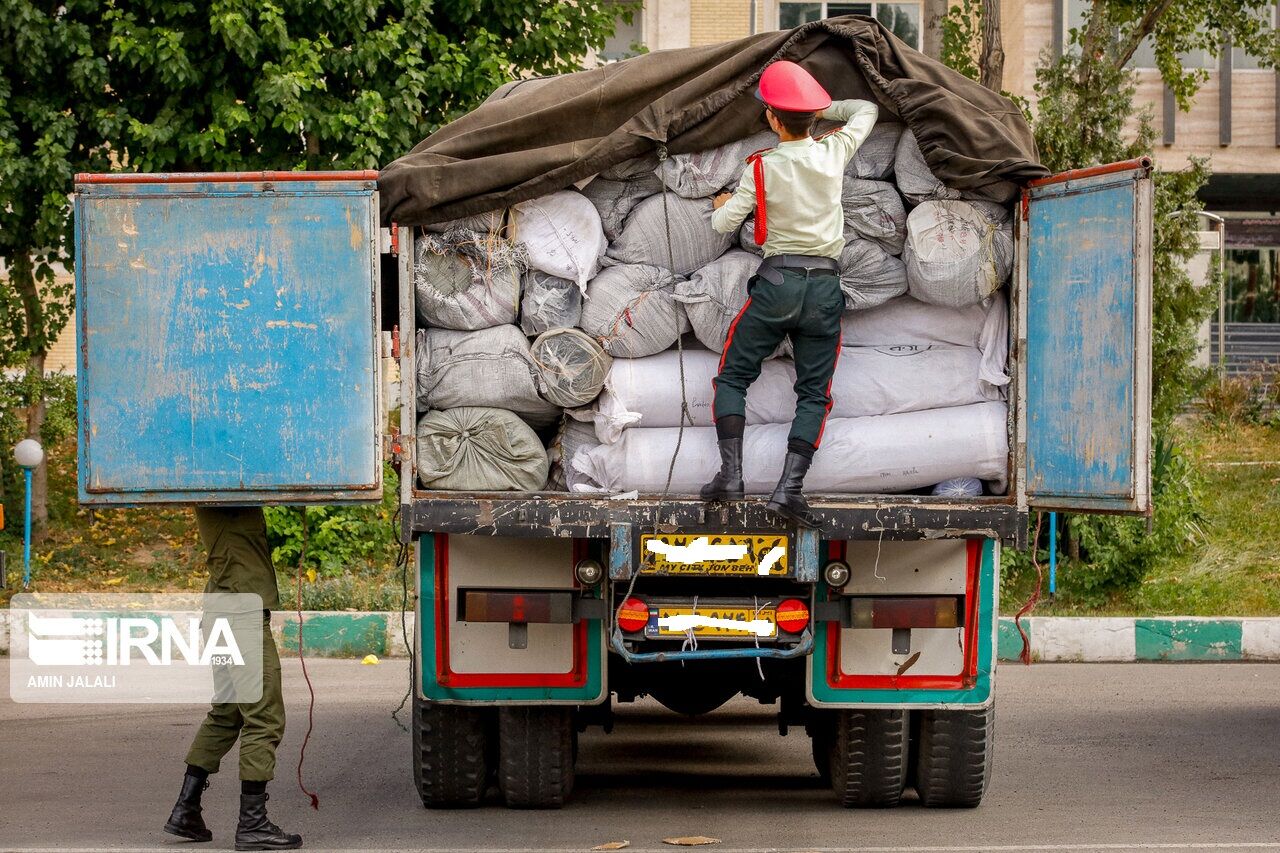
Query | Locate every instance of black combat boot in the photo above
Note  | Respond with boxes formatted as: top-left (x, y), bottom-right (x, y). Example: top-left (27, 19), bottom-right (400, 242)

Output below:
top-left (699, 437), bottom-right (744, 501)
top-left (235, 792), bottom-right (302, 851)
top-left (164, 771), bottom-right (213, 842)
top-left (765, 451), bottom-right (820, 528)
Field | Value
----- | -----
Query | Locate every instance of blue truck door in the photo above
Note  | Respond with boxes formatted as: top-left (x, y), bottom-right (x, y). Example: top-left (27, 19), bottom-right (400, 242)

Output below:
top-left (74, 172), bottom-right (382, 505)
top-left (1017, 159), bottom-right (1154, 514)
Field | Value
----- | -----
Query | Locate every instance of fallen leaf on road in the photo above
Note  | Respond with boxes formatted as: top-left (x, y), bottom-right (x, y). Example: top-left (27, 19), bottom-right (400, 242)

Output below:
top-left (662, 838), bottom-right (720, 847)
top-left (592, 842), bottom-right (630, 850)
top-left (104, 577), bottom-right (124, 586)
top-left (305, 568), bottom-right (317, 583)
top-left (361, 654), bottom-right (380, 665)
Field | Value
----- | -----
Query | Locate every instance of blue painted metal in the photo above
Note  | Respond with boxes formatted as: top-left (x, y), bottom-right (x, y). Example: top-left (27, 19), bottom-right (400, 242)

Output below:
top-left (1048, 511), bottom-right (1057, 596)
top-left (22, 468), bottom-right (32, 587)
top-left (74, 176), bottom-right (381, 505)
top-left (608, 523), bottom-right (633, 580)
top-left (608, 627), bottom-right (813, 664)
top-left (1025, 165), bottom-right (1151, 512)
top-left (794, 527), bottom-right (820, 583)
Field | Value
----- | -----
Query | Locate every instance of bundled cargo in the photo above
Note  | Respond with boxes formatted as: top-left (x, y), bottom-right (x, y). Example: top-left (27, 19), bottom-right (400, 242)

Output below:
top-left (511, 190), bottom-right (607, 290)
top-left (520, 271), bottom-right (582, 335)
top-left (546, 417), bottom-right (600, 492)
top-left (415, 326), bottom-right (560, 427)
top-left (414, 231), bottom-right (524, 330)
top-left (842, 179), bottom-right (907, 255)
top-left (585, 346), bottom-right (1000, 444)
top-left (570, 402), bottom-right (1009, 495)
top-left (654, 130), bottom-right (777, 199)
top-left (894, 129), bottom-right (963, 206)
top-left (579, 263), bottom-right (689, 357)
top-left (839, 238), bottom-right (909, 310)
top-left (904, 199), bottom-right (1014, 308)
top-left (581, 173), bottom-right (663, 241)
top-left (421, 209), bottom-right (504, 235)
top-left (606, 194), bottom-right (735, 275)
top-left (846, 121), bottom-right (902, 180)
top-left (416, 407), bottom-right (549, 492)
top-left (530, 328), bottom-right (612, 408)
top-left (673, 249), bottom-right (759, 351)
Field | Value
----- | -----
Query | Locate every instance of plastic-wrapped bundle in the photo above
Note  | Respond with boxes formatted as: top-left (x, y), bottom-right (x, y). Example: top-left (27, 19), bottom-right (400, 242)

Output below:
top-left (579, 264), bottom-right (689, 358)
top-left (530, 328), bottom-right (612, 408)
top-left (414, 231), bottom-right (523, 331)
top-left (673, 250), bottom-right (760, 351)
top-left (848, 121), bottom-right (902, 180)
top-left (904, 200), bottom-right (1014, 308)
top-left (894, 129), bottom-right (962, 206)
top-left (415, 326), bottom-right (559, 427)
top-left (581, 173), bottom-right (663, 241)
top-left (520, 271), bottom-right (582, 335)
top-left (654, 130), bottom-right (776, 198)
top-left (839, 238), bottom-right (908, 310)
top-left (416, 407), bottom-right (549, 492)
top-left (932, 477), bottom-right (983, 497)
top-left (842, 179), bottom-right (907, 255)
top-left (841, 291), bottom-right (1009, 390)
top-left (571, 402), bottom-right (1009, 495)
top-left (511, 190), bottom-right (606, 290)
top-left (546, 417), bottom-right (600, 491)
top-left (586, 346), bottom-right (999, 443)
top-left (606, 194), bottom-right (735, 275)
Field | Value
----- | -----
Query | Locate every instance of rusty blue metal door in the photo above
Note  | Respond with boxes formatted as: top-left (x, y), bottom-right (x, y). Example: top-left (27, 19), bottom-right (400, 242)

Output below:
top-left (74, 173), bottom-right (382, 505)
top-left (1018, 160), bottom-right (1154, 514)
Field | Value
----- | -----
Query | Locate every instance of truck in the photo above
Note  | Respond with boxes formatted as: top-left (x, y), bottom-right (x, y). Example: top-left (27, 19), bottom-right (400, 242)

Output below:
top-left (73, 154), bottom-right (1153, 810)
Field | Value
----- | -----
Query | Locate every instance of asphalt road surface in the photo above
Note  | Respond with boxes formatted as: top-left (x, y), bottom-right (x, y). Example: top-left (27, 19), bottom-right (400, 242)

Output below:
top-left (2, 660), bottom-right (1278, 852)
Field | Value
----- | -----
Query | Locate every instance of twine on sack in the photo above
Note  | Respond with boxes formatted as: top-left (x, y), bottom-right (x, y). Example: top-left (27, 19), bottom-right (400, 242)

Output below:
top-left (1014, 511), bottom-right (1045, 665)
top-left (293, 508), bottom-right (320, 810)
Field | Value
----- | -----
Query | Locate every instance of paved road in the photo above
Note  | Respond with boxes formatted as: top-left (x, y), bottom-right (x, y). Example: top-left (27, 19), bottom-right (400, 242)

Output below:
top-left (1, 660), bottom-right (1279, 852)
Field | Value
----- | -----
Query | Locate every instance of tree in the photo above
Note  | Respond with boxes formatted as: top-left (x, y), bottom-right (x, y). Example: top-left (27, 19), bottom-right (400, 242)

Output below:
top-left (938, 0), bottom-right (1006, 94)
top-left (0, 1), bottom-right (118, 531)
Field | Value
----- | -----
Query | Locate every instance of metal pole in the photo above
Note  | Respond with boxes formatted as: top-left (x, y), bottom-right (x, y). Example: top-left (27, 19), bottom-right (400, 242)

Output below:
top-left (1217, 218), bottom-right (1227, 377)
top-left (1048, 511), bottom-right (1057, 599)
top-left (23, 467), bottom-right (33, 587)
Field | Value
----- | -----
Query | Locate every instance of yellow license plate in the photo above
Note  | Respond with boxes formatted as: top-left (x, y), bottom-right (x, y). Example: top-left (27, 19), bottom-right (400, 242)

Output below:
top-left (640, 534), bottom-right (789, 576)
top-left (648, 605), bottom-right (778, 639)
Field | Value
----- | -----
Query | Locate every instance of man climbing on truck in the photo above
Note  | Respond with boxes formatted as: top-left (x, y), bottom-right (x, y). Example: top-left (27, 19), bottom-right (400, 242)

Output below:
top-left (702, 60), bottom-right (878, 527)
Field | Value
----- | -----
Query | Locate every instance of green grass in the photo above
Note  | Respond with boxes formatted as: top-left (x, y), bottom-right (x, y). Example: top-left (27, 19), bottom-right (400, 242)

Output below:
top-left (1002, 418), bottom-right (1280, 616)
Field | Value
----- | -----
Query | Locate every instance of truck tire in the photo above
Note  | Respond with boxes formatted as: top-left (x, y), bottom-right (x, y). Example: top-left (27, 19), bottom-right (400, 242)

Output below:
top-left (412, 695), bottom-right (491, 808)
top-left (828, 709), bottom-right (909, 808)
top-left (914, 705), bottom-right (995, 808)
top-left (497, 706), bottom-right (576, 809)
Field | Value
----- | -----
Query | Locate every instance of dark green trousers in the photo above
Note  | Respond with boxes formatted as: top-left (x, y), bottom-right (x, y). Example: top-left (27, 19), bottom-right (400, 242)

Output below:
top-left (186, 507), bottom-right (285, 781)
top-left (713, 267), bottom-right (843, 447)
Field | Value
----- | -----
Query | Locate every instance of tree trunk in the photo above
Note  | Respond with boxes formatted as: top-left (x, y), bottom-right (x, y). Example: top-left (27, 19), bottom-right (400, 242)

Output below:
top-left (979, 0), bottom-right (1005, 92)
top-left (11, 253), bottom-right (51, 534)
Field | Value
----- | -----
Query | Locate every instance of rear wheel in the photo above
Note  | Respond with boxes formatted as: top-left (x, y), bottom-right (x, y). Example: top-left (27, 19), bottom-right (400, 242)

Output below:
top-left (497, 706), bottom-right (576, 809)
top-left (412, 695), bottom-right (491, 808)
top-left (915, 705), bottom-right (995, 808)
top-left (828, 709), bottom-right (909, 808)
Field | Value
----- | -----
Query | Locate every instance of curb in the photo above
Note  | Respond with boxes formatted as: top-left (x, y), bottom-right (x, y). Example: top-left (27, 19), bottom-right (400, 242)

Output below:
top-left (2, 610), bottom-right (1278, 661)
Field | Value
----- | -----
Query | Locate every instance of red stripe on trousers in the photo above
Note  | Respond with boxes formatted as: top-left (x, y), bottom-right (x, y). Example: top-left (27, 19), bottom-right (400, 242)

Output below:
top-left (813, 329), bottom-right (843, 449)
top-left (712, 296), bottom-right (754, 423)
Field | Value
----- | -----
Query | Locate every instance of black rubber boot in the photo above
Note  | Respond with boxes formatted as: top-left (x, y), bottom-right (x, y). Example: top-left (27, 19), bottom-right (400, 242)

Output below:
top-left (765, 451), bottom-right (820, 528)
top-left (699, 437), bottom-right (745, 501)
top-left (235, 793), bottom-right (302, 851)
top-left (164, 773), bottom-right (213, 842)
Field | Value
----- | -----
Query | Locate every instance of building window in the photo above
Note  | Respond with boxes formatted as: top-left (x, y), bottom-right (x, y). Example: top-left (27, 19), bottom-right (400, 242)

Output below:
top-left (780, 2), bottom-right (922, 51)
top-left (601, 3), bottom-right (645, 62)
top-left (1232, 5), bottom-right (1278, 70)
top-left (1064, 0), bottom-right (1218, 70)
top-left (1226, 247), bottom-right (1280, 323)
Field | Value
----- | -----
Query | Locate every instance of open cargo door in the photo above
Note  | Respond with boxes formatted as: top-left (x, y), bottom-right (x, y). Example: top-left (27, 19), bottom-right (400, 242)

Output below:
top-left (74, 172), bottom-right (383, 505)
top-left (1017, 159), bottom-right (1154, 514)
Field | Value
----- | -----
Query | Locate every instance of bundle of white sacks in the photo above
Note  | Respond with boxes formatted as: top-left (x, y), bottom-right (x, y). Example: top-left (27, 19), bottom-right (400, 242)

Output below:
top-left (414, 121), bottom-right (1014, 497)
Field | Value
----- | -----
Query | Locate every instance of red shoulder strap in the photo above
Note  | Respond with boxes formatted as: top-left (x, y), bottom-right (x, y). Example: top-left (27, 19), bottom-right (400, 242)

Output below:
top-left (747, 149), bottom-right (769, 247)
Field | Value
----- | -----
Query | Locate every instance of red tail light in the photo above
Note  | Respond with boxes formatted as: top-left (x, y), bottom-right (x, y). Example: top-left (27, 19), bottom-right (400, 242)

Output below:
top-left (776, 598), bottom-right (810, 634)
top-left (616, 596), bottom-right (650, 633)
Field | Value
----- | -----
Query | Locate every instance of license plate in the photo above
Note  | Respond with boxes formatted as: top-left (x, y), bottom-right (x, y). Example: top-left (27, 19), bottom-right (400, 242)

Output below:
top-left (646, 605), bottom-right (779, 639)
top-left (640, 533), bottom-right (789, 576)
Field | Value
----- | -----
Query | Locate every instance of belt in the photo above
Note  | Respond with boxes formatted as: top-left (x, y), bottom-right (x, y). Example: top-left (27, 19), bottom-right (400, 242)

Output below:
top-left (757, 253), bottom-right (839, 285)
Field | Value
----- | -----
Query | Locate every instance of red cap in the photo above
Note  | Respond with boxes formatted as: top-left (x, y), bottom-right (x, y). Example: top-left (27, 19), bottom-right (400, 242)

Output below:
top-left (755, 61), bottom-right (832, 113)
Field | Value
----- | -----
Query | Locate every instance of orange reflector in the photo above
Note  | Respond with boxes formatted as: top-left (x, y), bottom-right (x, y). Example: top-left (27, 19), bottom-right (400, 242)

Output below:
top-left (775, 598), bottom-right (810, 634)
top-left (616, 597), bottom-right (650, 633)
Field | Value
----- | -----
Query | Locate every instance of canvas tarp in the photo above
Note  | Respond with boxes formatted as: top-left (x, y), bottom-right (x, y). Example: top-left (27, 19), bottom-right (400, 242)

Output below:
top-left (379, 16), bottom-right (1046, 226)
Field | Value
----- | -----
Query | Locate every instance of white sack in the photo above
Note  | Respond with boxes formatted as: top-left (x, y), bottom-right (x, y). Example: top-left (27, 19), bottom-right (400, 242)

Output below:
top-left (416, 407), bottom-right (548, 492)
top-left (579, 264), bottom-right (689, 358)
top-left (546, 417), bottom-right (600, 492)
top-left (849, 121), bottom-right (902, 180)
top-left (511, 190), bottom-right (606, 290)
top-left (530, 328), bottom-right (612, 408)
top-left (904, 199), bottom-right (1014, 308)
top-left (520, 271), bottom-right (582, 335)
top-left (587, 345), bottom-right (999, 444)
top-left (572, 402), bottom-right (1009, 495)
top-left (414, 231), bottom-right (523, 331)
top-left (739, 215), bottom-right (763, 255)
top-left (422, 209), bottom-right (504, 235)
top-left (606, 194), bottom-right (735, 275)
top-left (894, 129), bottom-right (962, 206)
top-left (841, 291), bottom-right (1010, 390)
top-left (842, 179), bottom-right (907, 255)
top-left (581, 173), bottom-right (662, 241)
top-left (654, 130), bottom-right (777, 198)
top-left (416, 326), bottom-right (559, 427)
top-left (673, 249), bottom-right (760, 351)
top-left (840, 238), bottom-right (908, 310)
